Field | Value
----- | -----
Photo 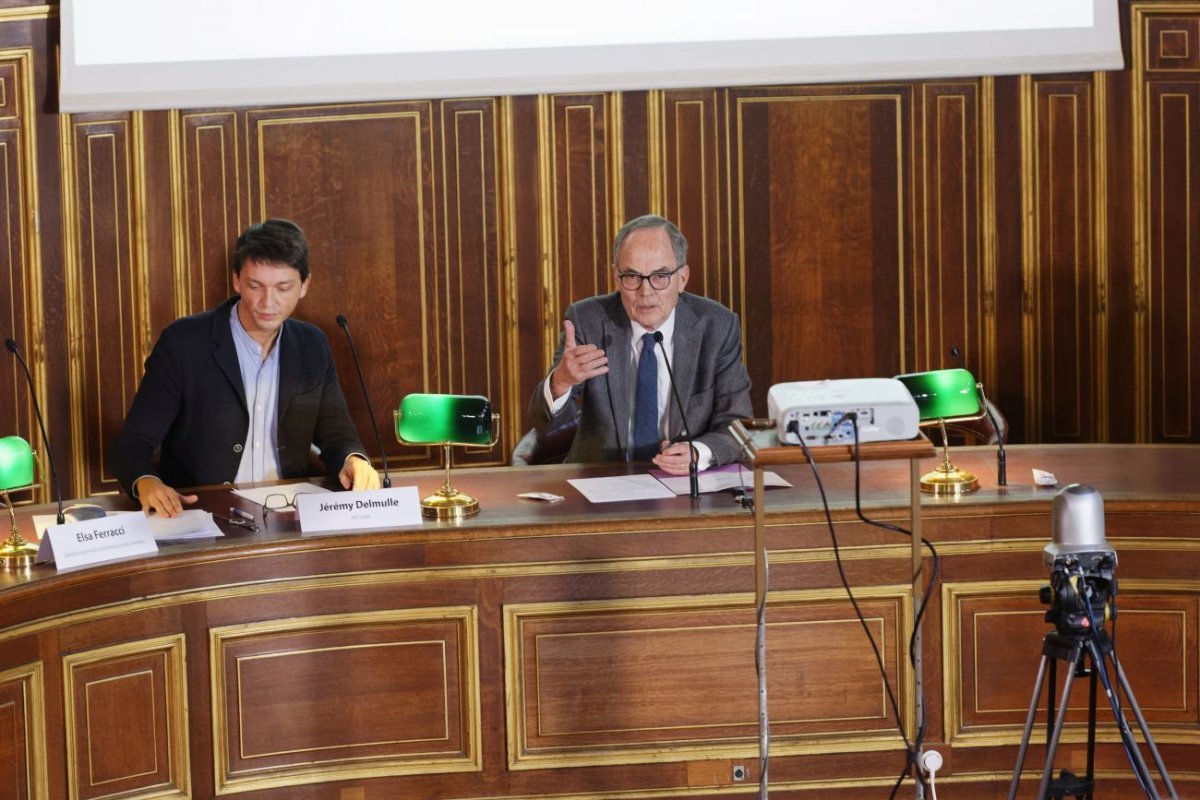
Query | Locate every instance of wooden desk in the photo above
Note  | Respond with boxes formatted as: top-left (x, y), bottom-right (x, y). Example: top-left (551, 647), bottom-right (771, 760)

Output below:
top-left (1, 446), bottom-right (1198, 798)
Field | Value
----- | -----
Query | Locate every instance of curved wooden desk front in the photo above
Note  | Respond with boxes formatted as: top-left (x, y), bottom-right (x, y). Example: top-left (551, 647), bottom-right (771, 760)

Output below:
top-left (1, 445), bottom-right (1197, 799)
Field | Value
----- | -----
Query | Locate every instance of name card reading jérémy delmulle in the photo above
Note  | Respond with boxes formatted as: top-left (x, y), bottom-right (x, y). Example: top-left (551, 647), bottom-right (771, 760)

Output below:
top-left (297, 486), bottom-right (423, 534)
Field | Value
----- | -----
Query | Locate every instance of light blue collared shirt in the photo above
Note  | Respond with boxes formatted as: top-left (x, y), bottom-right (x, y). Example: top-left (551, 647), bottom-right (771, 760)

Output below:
top-left (229, 301), bottom-right (282, 484)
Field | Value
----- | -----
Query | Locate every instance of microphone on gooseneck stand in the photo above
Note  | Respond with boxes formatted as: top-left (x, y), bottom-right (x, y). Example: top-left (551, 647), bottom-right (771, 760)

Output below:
top-left (6, 338), bottom-right (106, 524)
top-left (335, 314), bottom-right (391, 488)
top-left (950, 345), bottom-right (1007, 487)
top-left (653, 331), bottom-right (699, 499)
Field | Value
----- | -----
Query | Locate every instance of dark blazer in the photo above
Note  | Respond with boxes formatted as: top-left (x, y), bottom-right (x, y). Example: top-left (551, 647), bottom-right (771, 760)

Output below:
top-left (528, 292), bottom-right (753, 466)
top-left (110, 296), bottom-right (364, 495)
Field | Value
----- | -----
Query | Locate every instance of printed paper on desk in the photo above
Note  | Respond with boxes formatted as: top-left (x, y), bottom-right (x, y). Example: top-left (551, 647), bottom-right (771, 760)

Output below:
top-left (568, 474), bottom-right (676, 503)
top-left (147, 509), bottom-right (224, 542)
top-left (297, 486), bottom-right (423, 534)
top-left (650, 463), bottom-right (792, 495)
top-left (36, 511), bottom-right (159, 571)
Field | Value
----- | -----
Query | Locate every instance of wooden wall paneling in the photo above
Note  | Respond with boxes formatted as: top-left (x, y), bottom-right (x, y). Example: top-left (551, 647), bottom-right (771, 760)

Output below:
top-left (659, 89), bottom-right (730, 309)
top-left (1021, 75), bottom-right (1104, 443)
top-left (0, 661), bottom-right (46, 799)
top-left (944, 582), bottom-right (1198, 747)
top-left (60, 112), bottom-right (150, 498)
top-left (242, 101), bottom-right (441, 469)
top-left (62, 635), bottom-right (189, 799)
top-left (729, 85), bottom-right (917, 412)
top-left (436, 98), bottom-right (511, 464)
top-left (175, 110), bottom-right (240, 319)
top-left (915, 82), bottom-right (988, 379)
top-left (1134, 4), bottom-right (1200, 444)
top-left (988, 76), bottom-right (1031, 443)
top-left (210, 608), bottom-right (480, 794)
top-left (503, 96), bottom-right (550, 438)
top-left (0, 49), bottom-right (47, 504)
top-left (537, 93), bottom-right (618, 369)
top-left (505, 590), bottom-right (911, 771)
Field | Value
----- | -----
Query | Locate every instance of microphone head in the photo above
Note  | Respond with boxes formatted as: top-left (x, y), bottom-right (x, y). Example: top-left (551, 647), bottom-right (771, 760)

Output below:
top-left (653, 331), bottom-right (664, 344)
top-left (4, 338), bottom-right (17, 353)
top-left (950, 345), bottom-right (960, 359)
top-left (336, 314), bottom-right (349, 329)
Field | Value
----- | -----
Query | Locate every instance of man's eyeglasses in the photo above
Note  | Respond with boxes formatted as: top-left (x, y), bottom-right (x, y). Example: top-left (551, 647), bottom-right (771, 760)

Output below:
top-left (616, 264), bottom-right (685, 291)
top-left (261, 491), bottom-right (313, 523)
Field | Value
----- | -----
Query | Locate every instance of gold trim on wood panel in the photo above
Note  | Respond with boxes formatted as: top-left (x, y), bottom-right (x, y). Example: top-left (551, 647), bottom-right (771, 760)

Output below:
top-left (536, 94), bottom-right (559, 368)
top-left (504, 587), bottom-right (915, 770)
top-left (608, 91), bottom-right (625, 237)
top-left (131, 111), bottom-right (152, 397)
top-left (647, 89), bottom-right (665, 212)
top-left (1093, 73), bottom-right (1111, 441)
top-left (1132, 3), bottom-right (1150, 442)
top-left (61, 634), bottom-right (190, 800)
top-left (0, 660), bottom-right (48, 800)
top-left (980, 77), bottom-right (999, 389)
top-left (167, 109), bottom-right (187, 317)
top-left (0, 6), bottom-right (53, 21)
top-left (1019, 75), bottom-right (1040, 440)
top-left (498, 96), bottom-right (523, 449)
top-left (209, 607), bottom-right (481, 794)
top-left (0, 50), bottom-right (48, 504)
top-left (942, 579), bottom-right (1200, 749)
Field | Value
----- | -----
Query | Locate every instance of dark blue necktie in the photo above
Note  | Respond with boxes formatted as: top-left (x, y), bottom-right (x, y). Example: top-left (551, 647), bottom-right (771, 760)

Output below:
top-left (632, 332), bottom-right (659, 461)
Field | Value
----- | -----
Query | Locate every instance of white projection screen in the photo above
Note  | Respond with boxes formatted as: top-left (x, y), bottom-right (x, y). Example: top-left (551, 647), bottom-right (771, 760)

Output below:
top-left (59, 0), bottom-right (1123, 113)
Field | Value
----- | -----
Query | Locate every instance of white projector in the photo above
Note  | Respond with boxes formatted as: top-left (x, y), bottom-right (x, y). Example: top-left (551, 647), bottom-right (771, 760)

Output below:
top-left (767, 378), bottom-right (919, 445)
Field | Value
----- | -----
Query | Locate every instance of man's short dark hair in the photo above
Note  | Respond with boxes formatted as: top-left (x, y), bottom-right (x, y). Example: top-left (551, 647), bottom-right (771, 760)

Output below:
top-left (232, 219), bottom-right (309, 280)
top-left (611, 214), bottom-right (688, 269)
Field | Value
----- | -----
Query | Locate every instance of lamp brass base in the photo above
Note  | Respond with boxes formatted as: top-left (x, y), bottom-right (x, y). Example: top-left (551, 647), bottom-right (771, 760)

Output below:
top-left (920, 462), bottom-right (979, 496)
top-left (0, 535), bottom-right (38, 571)
top-left (421, 489), bottom-right (480, 520)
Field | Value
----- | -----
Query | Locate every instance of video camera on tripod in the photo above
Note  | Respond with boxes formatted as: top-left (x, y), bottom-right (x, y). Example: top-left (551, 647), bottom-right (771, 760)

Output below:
top-left (1040, 484), bottom-right (1118, 639)
top-left (1008, 484), bottom-right (1177, 800)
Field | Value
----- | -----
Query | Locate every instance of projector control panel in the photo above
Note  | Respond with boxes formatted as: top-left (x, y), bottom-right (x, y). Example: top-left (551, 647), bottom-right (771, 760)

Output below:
top-left (767, 379), bottom-right (919, 445)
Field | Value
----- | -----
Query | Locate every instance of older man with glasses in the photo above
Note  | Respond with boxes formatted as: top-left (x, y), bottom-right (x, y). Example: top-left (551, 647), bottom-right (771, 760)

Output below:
top-left (528, 214), bottom-right (753, 475)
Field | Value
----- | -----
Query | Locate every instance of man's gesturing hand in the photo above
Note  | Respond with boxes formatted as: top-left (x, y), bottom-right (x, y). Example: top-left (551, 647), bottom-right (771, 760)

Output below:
top-left (549, 319), bottom-right (608, 399)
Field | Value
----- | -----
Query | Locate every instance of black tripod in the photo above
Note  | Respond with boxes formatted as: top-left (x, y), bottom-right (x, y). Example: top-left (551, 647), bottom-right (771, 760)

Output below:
top-left (1008, 627), bottom-right (1177, 800)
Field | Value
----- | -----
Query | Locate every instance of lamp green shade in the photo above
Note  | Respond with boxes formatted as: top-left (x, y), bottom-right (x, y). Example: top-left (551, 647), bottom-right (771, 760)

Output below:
top-left (0, 436), bottom-right (34, 491)
top-left (0, 435), bottom-right (37, 570)
top-left (395, 394), bottom-right (492, 446)
top-left (895, 368), bottom-right (981, 421)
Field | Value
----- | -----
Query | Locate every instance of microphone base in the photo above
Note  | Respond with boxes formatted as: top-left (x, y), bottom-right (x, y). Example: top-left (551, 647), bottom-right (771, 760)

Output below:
top-left (63, 503), bottom-right (107, 523)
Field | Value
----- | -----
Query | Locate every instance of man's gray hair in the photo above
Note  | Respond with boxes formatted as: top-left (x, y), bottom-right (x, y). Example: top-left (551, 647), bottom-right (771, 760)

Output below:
top-left (612, 214), bottom-right (688, 268)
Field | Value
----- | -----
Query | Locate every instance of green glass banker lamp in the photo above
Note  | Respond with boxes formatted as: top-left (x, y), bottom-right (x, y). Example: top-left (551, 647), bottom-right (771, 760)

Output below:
top-left (895, 368), bottom-right (987, 495)
top-left (0, 435), bottom-right (38, 569)
top-left (395, 394), bottom-right (498, 519)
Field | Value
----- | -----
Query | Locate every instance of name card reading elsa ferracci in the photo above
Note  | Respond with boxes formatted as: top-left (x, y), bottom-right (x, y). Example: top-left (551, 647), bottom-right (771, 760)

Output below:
top-left (297, 486), bottom-right (424, 534)
top-left (37, 512), bottom-right (159, 571)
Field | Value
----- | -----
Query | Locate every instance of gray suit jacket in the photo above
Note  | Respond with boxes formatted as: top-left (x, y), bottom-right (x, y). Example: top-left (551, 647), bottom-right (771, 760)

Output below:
top-left (529, 292), bottom-right (753, 465)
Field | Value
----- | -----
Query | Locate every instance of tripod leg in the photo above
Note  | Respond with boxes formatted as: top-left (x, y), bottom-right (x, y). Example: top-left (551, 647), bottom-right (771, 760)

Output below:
top-left (1036, 645), bottom-right (1083, 800)
top-left (1009, 654), bottom-right (1053, 800)
top-left (1085, 639), bottom-right (1161, 799)
top-left (1108, 647), bottom-right (1179, 800)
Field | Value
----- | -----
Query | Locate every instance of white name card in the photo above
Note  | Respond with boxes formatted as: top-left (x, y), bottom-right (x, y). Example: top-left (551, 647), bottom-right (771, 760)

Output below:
top-left (297, 486), bottom-right (423, 534)
top-left (36, 511), bottom-right (159, 571)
